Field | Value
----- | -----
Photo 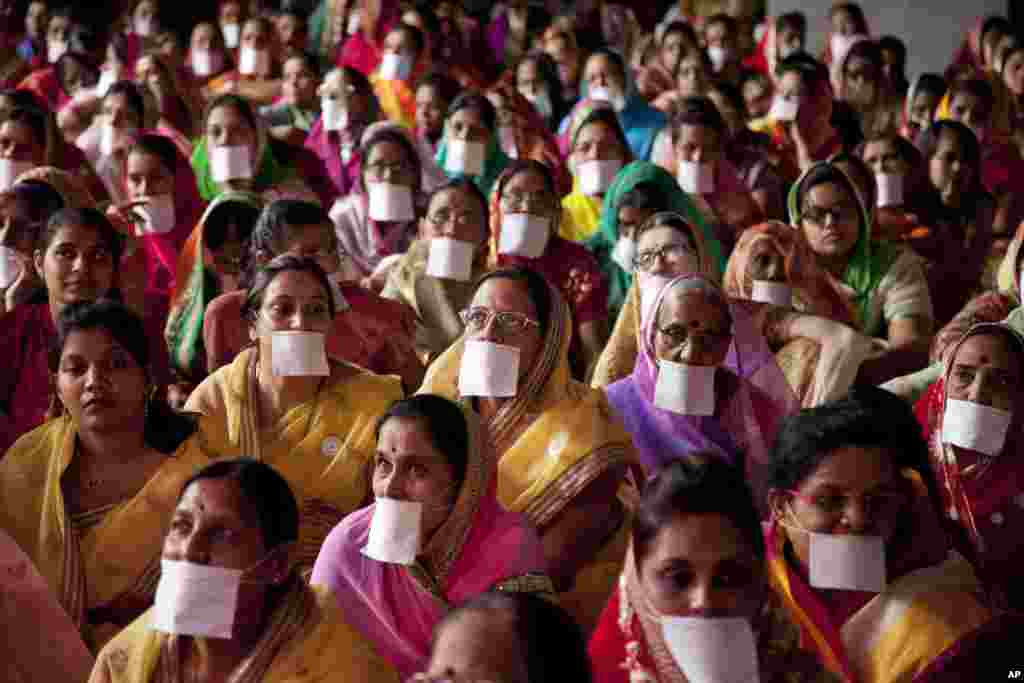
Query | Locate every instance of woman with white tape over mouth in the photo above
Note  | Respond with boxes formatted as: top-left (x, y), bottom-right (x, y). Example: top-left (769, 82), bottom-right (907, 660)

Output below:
top-left (381, 179), bottom-right (490, 365)
top-left (927, 323), bottom-right (1024, 609)
top-left (0, 182), bottom-right (59, 316)
top-left (560, 105), bottom-right (633, 243)
top-left (589, 458), bottom-right (830, 683)
top-left (490, 161), bottom-right (608, 377)
top-left (435, 91), bottom-right (510, 198)
top-left (259, 52), bottom-right (321, 147)
top-left (767, 55), bottom-right (843, 177)
top-left (91, 457), bottom-right (400, 683)
top-left (0, 107), bottom-right (47, 193)
top-left (312, 394), bottom-right (551, 679)
top-left (419, 267), bottom-right (636, 632)
top-left (329, 125), bottom-right (422, 288)
top-left (204, 16), bottom-right (282, 107)
top-left (187, 21), bottom-right (232, 86)
top-left (370, 21), bottom-right (427, 131)
top-left (185, 255), bottom-right (404, 572)
top-left (75, 82), bottom-right (147, 206)
top-left (765, 385), bottom-right (1015, 680)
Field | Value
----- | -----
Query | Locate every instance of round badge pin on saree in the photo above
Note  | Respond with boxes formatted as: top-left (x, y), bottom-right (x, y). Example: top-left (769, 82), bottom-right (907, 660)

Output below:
top-left (321, 436), bottom-right (341, 458)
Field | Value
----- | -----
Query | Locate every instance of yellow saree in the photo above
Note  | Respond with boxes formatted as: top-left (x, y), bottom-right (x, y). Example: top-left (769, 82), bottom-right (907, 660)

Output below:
top-left (419, 282), bottom-right (637, 631)
top-left (0, 416), bottom-right (214, 651)
top-left (559, 189), bottom-right (602, 243)
top-left (184, 348), bottom-right (404, 569)
top-left (90, 581), bottom-right (399, 683)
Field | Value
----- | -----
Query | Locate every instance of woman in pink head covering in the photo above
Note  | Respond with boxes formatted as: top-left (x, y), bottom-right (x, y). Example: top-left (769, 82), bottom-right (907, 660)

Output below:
top-left (311, 394), bottom-right (552, 680)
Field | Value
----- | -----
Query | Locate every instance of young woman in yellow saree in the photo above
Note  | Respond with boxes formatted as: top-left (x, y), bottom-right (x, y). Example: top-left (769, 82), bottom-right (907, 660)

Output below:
top-left (184, 256), bottom-right (403, 572)
top-left (89, 458), bottom-right (399, 683)
top-left (0, 301), bottom-right (214, 652)
top-left (765, 386), bottom-right (1010, 682)
top-left (419, 267), bottom-right (637, 632)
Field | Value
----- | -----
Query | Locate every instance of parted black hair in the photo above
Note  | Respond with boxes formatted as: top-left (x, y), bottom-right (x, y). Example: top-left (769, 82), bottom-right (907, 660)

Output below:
top-left (375, 394), bottom-right (470, 487)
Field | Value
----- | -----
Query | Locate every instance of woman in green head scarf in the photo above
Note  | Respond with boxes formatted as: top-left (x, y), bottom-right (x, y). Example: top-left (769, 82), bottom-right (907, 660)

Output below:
top-left (434, 91), bottom-right (510, 198)
top-left (165, 191), bottom-right (264, 399)
top-left (191, 94), bottom-right (321, 204)
top-left (789, 159), bottom-right (935, 383)
top-left (585, 160), bottom-right (723, 321)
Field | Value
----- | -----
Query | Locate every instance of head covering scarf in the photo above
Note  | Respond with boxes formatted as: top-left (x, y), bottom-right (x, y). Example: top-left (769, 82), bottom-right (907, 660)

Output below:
top-left (486, 80), bottom-right (571, 196)
top-left (310, 402), bottom-right (550, 679)
top-left (605, 275), bottom-right (798, 494)
top-left (190, 96), bottom-right (292, 201)
top-left (724, 220), bottom-right (858, 326)
top-left (164, 190), bottom-right (263, 382)
top-left (787, 160), bottom-right (900, 329)
top-left (929, 323), bottom-right (1024, 561)
top-left (434, 129), bottom-right (510, 199)
top-left (585, 161), bottom-right (721, 318)
top-left (119, 131), bottom-right (207, 293)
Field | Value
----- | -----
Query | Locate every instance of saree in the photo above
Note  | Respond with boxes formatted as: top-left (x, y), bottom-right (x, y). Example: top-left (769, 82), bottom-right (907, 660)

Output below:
top-left (91, 580), bottom-right (399, 683)
top-left (925, 323), bottom-right (1024, 609)
top-left (788, 162), bottom-right (931, 338)
top-left (591, 215), bottom-right (722, 389)
top-left (310, 403), bottom-right (552, 678)
top-left (605, 275), bottom-right (798, 497)
top-left (302, 86), bottom-right (380, 199)
top-left (764, 509), bottom-right (997, 683)
top-left (588, 161), bottom-right (724, 319)
top-left (435, 136), bottom-right (510, 198)
top-left (185, 347), bottom-right (404, 570)
top-left (0, 415), bottom-right (213, 651)
top-left (487, 81), bottom-right (571, 196)
top-left (380, 239), bottom-right (486, 365)
top-left (830, 39), bottom-right (903, 138)
top-left (588, 543), bottom-right (838, 683)
top-left (370, 69), bottom-right (421, 130)
top-left (164, 191), bottom-right (264, 384)
top-left (418, 282), bottom-right (636, 632)
top-left (329, 185), bottom-right (418, 279)
top-left (0, 526), bottom-right (94, 683)
top-left (203, 286), bottom-right (422, 386)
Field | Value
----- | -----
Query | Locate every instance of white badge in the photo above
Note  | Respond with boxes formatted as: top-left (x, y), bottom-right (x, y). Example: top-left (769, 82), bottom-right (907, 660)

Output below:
top-left (577, 159), bottom-right (622, 196)
top-left (458, 339), bottom-right (521, 397)
top-left (367, 182), bottom-right (415, 222)
top-left (221, 22), bottom-right (240, 49)
top-left (809, 532), bottom-right (886, 592)
top-left (100, 124), bottom-right (136, 157)
top-left (498, 213), bottom-right (550, 259)
top-left (611, 236), bottom-right (636, 272)
top-left (654, 360), bottom-right (717, 416)
top-left (362, 497), bottom-right (423, 565)
top-left (426, 237), bottom-right (475, 281)
top-left (96, 68), bottom-right (118, 98)
top-left (941, 399), bottom-right (1012, 456)
top-left (677, 160), bottom-right (715, 195)
top-left (321, 435), bottom-right (341, 457)
top-left (151, 559), bottom-right (242, 639)
top-left (444, 139), bottom-right (486, 177)
top-left (238, 47), bottom-right (269, 76)
top-left (210, 145), bottom-right (254, 183)
top-left (320, 97), bottom-right (348, 131)
top-left (379, 52), bottom-right (413, 81)
top-left (661, 616), bottom-right (760, 683)
top-left (270, 331), bottom-right (330, 376)
top-left (0, 159), bottom-right (32, 190)
top-left (769, 95), bottom-right (800, 122)
top-left (707, 46), bottom-right (731, 72)
top-left (139, 194), bottom-right (176, 234)
top-left (751, 280), bottom-right (792, 307)
top-left (0, 247), bottom-right (20, 288)
top-left (191, 49), bottom-right (222, 77)
top-left (875, 173), bottom-right (903, 208)
top-left (48, 40), bottom-right (67, 64)
top-left (498, 125), bottom-right (519, 159)
top-left (639, 274), bottom-right (674, 323)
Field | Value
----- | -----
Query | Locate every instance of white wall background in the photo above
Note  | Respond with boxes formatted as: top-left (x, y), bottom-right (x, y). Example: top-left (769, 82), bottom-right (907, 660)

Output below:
top-left (769, 0), bottom-right (1007, 81)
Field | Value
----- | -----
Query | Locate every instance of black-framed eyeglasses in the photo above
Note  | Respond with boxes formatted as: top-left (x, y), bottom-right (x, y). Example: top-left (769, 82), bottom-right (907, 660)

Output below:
top-left (633, 242), bottom-right (694, 271)
top-left (459, 306), bottom-right (540, 334)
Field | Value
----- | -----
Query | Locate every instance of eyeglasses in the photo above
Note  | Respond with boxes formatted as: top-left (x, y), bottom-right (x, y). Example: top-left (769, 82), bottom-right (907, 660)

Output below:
top-left (365, 159), bottom-right (414, 181)
top-left (787, 488), bottom-right (907, 518)
top-left (500, 190), bottom-right (555, 213)
top-left (800, 204), bottom-right (857, 226)
top-left (427, 209), bottom-right (481, 228)
top-left (459, 306), bottom-right (540, 334)
top-left (633, 242), bottom-right (694, 271)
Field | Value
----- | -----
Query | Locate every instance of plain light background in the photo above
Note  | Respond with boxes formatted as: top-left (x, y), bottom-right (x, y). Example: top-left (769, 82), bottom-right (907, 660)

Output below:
top-left (769, 0), bottom-right (1007, 80)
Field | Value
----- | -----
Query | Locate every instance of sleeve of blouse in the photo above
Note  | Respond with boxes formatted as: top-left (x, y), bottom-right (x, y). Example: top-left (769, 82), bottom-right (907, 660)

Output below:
top-left (882, 249), bottom-right (934, 324)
